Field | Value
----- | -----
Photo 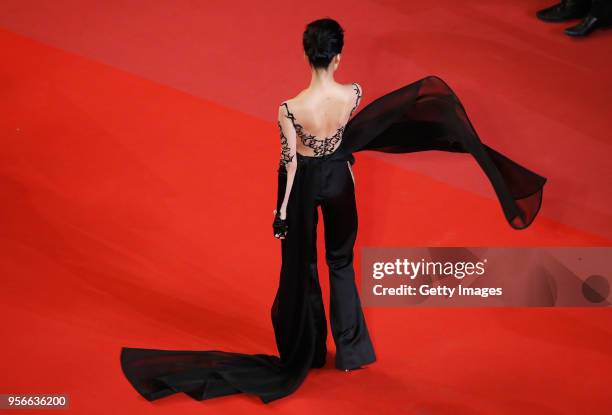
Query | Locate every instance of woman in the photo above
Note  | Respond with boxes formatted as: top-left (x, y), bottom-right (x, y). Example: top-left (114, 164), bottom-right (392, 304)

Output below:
top-left (271, 18), bottom-right (375, 375)
top-left (121, 18), bottom-right (546, 404)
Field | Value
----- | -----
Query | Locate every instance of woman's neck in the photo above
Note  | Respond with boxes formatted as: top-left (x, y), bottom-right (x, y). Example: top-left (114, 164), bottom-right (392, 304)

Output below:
top-left (309, 68), bottom-right (336, 90)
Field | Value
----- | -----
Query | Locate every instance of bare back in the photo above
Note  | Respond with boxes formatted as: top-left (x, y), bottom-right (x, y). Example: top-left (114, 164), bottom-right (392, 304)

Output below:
top-left (281, 82), bottom-right (362, 157)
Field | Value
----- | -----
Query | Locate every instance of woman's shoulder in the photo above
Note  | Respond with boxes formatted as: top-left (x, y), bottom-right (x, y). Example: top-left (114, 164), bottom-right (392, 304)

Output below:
top-left (346, 81), bottom-right (362, 95)
top-left (280, 88), bottom-right (308, 106)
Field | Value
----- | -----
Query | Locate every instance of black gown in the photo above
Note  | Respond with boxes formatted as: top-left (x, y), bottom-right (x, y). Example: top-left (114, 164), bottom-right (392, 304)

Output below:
top-left (120, 75), bottom-right (547, 404)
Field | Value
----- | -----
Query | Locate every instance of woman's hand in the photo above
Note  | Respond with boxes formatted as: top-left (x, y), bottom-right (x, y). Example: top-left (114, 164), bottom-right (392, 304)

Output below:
top-left (273, 209), bottom-right (288, 239)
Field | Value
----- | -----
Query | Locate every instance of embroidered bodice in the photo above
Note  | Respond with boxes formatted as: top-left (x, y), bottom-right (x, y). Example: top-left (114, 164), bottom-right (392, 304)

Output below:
top-left (280, 83), bottom-right (361, 158)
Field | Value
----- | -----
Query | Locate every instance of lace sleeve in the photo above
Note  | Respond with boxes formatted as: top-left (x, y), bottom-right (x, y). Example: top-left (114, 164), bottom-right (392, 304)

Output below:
top-left (278, 124), bottom-right (295, 170)
top-left (350, 82), bottom-right (362, 117)
top-left (275, 103), bottom-right (298, 219)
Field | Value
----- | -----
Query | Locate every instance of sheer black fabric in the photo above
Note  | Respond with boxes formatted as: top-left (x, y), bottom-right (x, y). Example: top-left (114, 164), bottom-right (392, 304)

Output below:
top-left (334, 75), bottom-right (546, 229)
top-left (120, 75), bottom-right (547, 404)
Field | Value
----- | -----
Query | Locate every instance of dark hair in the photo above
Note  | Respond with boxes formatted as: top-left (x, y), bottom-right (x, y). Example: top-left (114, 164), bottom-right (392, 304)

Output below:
top-left (303, 18), bottom-right (344, 69)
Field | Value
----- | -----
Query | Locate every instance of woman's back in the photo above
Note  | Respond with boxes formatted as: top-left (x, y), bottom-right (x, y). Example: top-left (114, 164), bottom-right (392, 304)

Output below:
top-left (281, 82), bottom-right (362, 157)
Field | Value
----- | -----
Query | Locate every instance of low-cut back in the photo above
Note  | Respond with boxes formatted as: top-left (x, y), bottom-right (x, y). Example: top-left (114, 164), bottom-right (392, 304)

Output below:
top-left (281, 82), bottom-right (361, 157)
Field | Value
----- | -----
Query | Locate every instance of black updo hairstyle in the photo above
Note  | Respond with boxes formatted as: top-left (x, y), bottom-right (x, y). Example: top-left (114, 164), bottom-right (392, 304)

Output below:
top-left (303, 18), bottom-right (344, 69)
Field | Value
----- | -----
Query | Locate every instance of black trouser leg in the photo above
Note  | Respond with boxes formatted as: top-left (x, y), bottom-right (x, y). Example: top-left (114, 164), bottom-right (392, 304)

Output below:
top-left (320, 161), bottom-right (376, 370)
top-left (306, 205), bottom-right (328, 368)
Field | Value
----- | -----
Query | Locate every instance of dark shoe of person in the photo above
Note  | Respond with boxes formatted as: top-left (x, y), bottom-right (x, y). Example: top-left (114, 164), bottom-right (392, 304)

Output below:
top-left (536, 0), bottom-right (591, 22)
top-left (564, 15), bottom-right (611, 36)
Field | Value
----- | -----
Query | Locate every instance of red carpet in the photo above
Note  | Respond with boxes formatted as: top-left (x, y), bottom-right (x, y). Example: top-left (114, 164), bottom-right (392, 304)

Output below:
top-left (1, 1), bottom-right (611, 414)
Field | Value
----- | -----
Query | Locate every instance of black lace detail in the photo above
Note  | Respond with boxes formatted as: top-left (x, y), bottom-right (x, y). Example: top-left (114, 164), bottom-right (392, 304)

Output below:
top-left (350, 82), bottom-right (362, 117)
top-left (281, 84), bottom-right (361, 157)
top-left (278, 121), bottom-right (294, 168)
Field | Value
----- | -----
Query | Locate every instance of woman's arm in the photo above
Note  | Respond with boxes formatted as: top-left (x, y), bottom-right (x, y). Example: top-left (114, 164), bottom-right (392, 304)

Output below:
top-left (273, 103), bottom-right (297, 238)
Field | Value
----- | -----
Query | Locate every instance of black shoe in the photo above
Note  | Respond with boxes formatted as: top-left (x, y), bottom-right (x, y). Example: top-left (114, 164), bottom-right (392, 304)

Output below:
top-left (536, 1), bottom-right (591, 22)
top-left (564, 15), bottom-right (611, 36)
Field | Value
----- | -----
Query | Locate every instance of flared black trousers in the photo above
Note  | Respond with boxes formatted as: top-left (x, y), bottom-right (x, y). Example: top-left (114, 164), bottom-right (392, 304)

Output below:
top-left (290, 153), bottom-right (376, 370)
